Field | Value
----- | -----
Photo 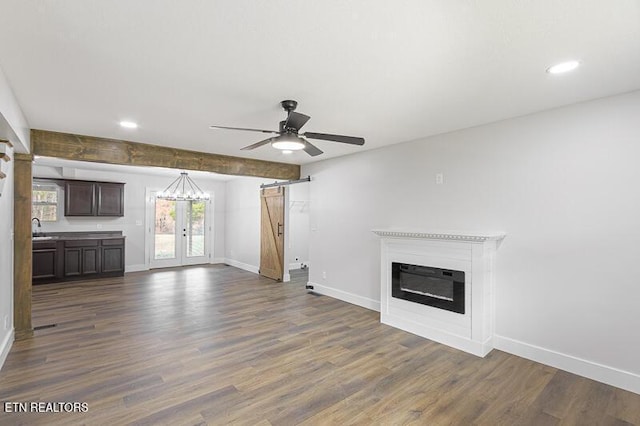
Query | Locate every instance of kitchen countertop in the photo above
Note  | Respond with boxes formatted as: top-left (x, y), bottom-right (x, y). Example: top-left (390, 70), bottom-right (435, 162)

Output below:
top-left (32, 231), bottom-right (125, 241)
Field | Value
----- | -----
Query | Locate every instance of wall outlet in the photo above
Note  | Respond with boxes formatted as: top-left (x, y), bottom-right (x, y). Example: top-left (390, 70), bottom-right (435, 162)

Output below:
top-left (96, 224), bottom-right (103, 229)
top-left (436, 173), bottom-right (444, 185)
top-left (3, 315), bottom-right (8, 330)
top-left (322, 271), bottom-right (327, 280)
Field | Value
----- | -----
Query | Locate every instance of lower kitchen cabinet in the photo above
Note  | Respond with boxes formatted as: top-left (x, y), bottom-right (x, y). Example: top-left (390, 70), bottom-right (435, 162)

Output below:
top-left (102, 239), bottom-right (125, 274)
top-left (64, 240), bottom-right (100, 277)
top-left (33, 237), bottom-right (125, 284)
top-left (33, 241), bottom-right (63, 281)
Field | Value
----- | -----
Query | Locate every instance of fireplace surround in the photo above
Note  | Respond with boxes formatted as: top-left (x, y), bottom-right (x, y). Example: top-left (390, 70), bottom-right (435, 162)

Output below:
top-left (373, 229), bottom-right (505, 357)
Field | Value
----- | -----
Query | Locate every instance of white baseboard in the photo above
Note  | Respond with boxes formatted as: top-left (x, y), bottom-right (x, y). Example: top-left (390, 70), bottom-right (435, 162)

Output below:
top-left (283, 273), bottom-right (291, 282)
top-left (494, 335), bottom-right (640, 395)
top-left (224, 258), bottom-right (259, 274)
top-left (211, 257), bottom-right (225, 264)
top-left (125, 264), bottom-right (148, 273)
top-left (308, 281), bottom-right (380, 312)
top-left (0, 328), bottom-right (14, 372)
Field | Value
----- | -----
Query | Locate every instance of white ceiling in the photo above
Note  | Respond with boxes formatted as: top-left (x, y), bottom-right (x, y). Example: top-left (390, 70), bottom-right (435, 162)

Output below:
top-left (1, 1), bottom-right (639, 166)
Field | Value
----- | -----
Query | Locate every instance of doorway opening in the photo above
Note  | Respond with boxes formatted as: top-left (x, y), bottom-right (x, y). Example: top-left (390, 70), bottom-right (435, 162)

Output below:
top-left (258, 180), bottom-right (310, 283)
top-left (147, 190), bottom-right (212, 268)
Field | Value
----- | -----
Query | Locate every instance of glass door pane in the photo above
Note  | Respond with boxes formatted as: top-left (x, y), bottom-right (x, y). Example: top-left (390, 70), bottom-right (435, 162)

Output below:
top-left (154, 199), bottom-right (177, 259)
top-left (185, 200), bottom-right (205, 258)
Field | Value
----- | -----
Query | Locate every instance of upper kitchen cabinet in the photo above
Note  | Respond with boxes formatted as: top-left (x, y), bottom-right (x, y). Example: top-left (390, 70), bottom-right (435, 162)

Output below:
top-left (65, 181), bottom-right (96, 216)
top-left (65, 180), bottom-right (124, 217)
top-left (97, 183), bottom-right (124, 216)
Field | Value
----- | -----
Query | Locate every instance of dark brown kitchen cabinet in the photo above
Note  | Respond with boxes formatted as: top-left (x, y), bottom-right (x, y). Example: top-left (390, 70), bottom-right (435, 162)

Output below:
top-left (32, 240), bottom-right (63, 282)
top-left (102, 239), bottom-right (125, 273)
top-left (65, 181), bottom-right (96, 216)
top-left (32, 236), bottom-right (126, 284)
top-left (97, 183), bottom-right (124, 216)
top-left (64, 180), bottom-right (124, 217)
top-left (64, 240), bottom-right (100, 278)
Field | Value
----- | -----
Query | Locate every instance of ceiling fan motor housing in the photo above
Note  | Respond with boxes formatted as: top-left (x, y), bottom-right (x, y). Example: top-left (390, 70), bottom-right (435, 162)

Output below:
top-left (281, 99), bottom-right (298, 113)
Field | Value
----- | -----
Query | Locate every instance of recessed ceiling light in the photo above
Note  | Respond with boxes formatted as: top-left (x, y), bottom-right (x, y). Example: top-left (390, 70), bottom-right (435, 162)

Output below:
top-left (282, 150), bottom-right (293, 155)
top-left (546, 60), bottom-right (580, 74)
top-left (119, 121), bottom-right (138, 129)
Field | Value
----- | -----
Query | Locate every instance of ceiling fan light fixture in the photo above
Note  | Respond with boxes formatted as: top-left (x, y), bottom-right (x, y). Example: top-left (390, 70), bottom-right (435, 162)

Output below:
top-left (272, 140), bottom-right (305, 150)
top-left (271, 133), bottom-right (305, 151)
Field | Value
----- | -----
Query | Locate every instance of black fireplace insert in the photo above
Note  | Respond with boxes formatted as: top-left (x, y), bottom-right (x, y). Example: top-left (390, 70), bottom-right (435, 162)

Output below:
top-left (391, 262), bottom-right (465, 314)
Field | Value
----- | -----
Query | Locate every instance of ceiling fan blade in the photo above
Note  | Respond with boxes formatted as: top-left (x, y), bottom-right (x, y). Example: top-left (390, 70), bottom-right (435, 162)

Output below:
top-left (303, 140), bottom-right (323, 157)
top-left (284, 112), bottom-right (311, 131)
top-left (302, 132), bottom-right (365, 145)
top-left (210, 125), bottom-right (279, 134)
top-left (241, 137), bottom-right (275, 151)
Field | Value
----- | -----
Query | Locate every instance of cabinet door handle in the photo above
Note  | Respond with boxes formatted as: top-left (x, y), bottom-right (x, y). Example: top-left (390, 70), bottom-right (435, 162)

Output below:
top-left (277, 223), bottom-right (283, 236)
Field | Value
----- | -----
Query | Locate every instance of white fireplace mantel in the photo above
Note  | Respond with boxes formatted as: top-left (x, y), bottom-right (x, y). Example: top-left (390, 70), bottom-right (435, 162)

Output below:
top-left (373, 228), bottom-right (505, 357)
top-left (372, 229), bottom-right (506, 243)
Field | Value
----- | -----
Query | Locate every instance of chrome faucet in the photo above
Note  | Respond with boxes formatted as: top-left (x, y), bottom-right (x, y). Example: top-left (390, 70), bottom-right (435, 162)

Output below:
top-left (32, 217), bottom-right (42, 236)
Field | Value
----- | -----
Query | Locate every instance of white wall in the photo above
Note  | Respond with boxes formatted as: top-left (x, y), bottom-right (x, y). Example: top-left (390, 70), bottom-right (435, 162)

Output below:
top-left (288, 182), bottom-right (310, 268)
top-left (0, 64), bottom-right (29, 371)
top-left (302, 90), bottom-right (640, 393)
top-left (0, 145), bottom-right (14, 370)
top-left (0, 64), bottom-right (29, 152)
top-left (32, 164), bottom-right (227, 271)
top-left (224, 176), bottom-right (263, 273)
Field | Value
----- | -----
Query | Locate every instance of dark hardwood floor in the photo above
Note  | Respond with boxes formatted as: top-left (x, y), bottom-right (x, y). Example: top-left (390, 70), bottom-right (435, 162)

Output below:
top-left (1, 265), bottom-right (638, 425)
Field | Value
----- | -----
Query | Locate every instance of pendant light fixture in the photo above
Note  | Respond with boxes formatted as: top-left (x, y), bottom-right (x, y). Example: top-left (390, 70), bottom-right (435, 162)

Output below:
top-left (157, 172), bottom-right (210, 201)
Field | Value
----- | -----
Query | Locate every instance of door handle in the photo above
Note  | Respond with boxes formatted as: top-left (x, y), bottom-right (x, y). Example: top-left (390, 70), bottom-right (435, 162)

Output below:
top-left (277, 222), bottom-right (283, 236)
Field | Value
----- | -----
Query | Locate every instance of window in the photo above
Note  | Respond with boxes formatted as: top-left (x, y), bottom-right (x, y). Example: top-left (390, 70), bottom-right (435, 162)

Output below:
top-left (32, 181), bottom-right (60, 222)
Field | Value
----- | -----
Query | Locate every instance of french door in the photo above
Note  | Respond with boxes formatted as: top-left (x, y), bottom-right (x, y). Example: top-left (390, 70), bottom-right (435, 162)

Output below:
top-left (149, 192), bottom-right (211, 268)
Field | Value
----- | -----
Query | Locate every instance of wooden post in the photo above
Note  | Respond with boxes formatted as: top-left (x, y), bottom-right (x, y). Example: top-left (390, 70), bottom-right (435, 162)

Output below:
top-left (14, 153), bottom-right (33, 340)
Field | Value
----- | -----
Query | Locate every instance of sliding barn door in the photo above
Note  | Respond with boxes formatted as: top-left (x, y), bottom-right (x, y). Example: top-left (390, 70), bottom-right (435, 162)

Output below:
top-left (260, 187), bottom-right (285, 281)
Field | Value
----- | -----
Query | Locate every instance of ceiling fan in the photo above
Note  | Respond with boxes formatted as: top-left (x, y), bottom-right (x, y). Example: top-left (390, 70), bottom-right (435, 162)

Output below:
top-left (209, 100), bottom-right (365, 157)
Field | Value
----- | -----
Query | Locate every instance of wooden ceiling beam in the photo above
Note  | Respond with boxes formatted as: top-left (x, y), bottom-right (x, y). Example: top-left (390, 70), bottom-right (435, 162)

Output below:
top-left (31, 129), bottom-right (300, 180)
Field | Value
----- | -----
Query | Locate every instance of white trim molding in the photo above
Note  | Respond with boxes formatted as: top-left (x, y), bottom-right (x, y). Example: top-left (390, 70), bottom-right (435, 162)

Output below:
top-left (125, 264), bottom-right (148, 273)
top-left (224, 258), bottom-right (259, 275)
top-left (0, 329), bottom-right (14, 372)
top-left (374, 229), bottom-right (505, 357)
top-left (372, 229), bottom-right (506, 243)
top-left (309, 281), bottom-right (381, 312)
top-left (495, 335), bottom-right (640, 395)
